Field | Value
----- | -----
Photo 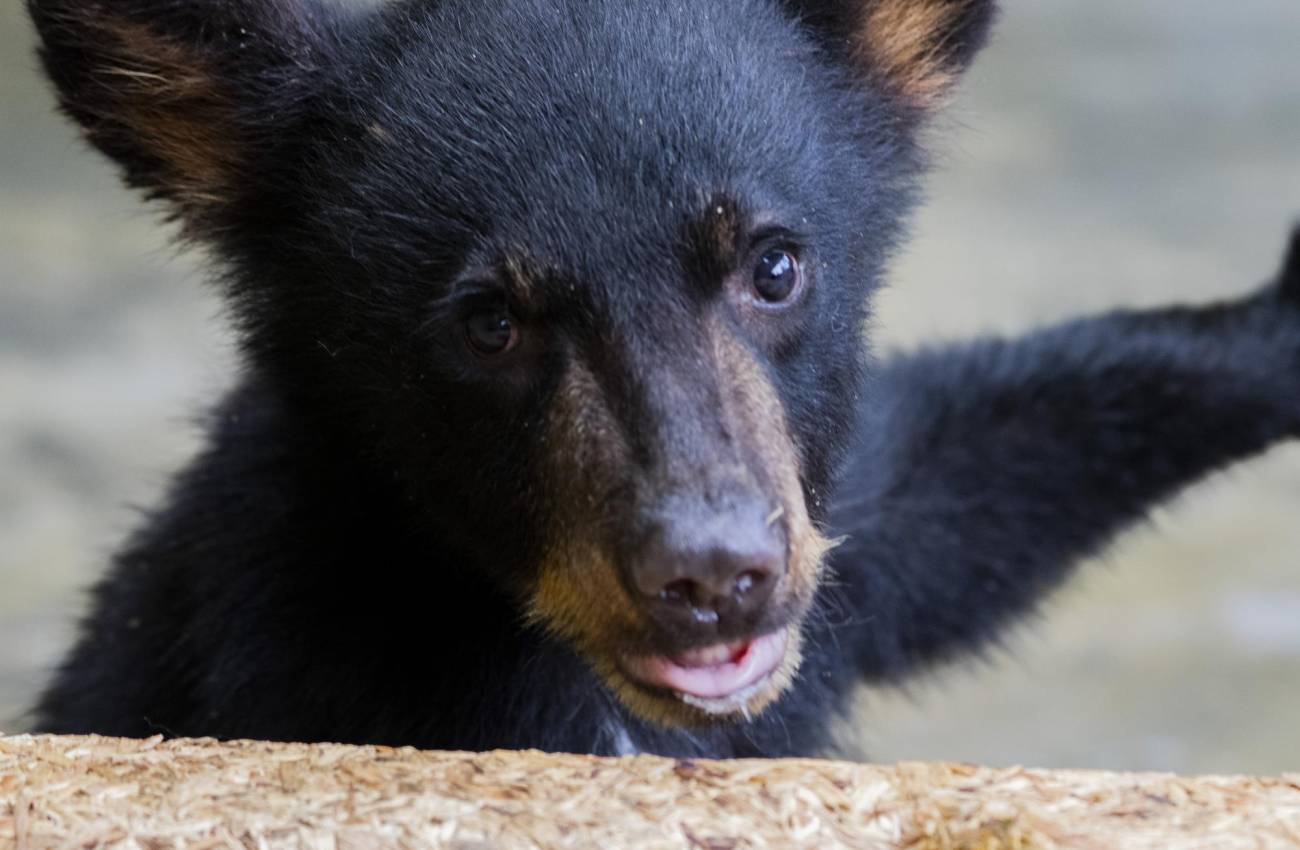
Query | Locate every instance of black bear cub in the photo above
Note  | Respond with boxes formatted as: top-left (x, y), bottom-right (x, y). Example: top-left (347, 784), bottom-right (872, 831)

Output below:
top-left (28, 0), bottom-right (1300, 758)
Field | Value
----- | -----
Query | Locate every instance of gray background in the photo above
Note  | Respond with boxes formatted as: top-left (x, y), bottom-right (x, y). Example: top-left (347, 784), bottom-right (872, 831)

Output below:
top-left (2, 1), bottom-right (1299, 774)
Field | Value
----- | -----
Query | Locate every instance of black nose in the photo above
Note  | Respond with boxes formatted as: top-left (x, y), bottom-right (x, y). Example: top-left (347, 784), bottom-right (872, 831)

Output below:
top-left (628, 500), bottom-right (786, 629)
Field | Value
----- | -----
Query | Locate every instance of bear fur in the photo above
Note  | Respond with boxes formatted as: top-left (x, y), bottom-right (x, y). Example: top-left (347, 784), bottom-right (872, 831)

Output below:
top-left (27, 0), bottom-right (1300, 757)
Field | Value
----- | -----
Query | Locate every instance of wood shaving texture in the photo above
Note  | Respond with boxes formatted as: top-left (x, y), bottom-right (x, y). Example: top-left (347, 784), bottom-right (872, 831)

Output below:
top-left (2, 735), bottom-right (1299, 849)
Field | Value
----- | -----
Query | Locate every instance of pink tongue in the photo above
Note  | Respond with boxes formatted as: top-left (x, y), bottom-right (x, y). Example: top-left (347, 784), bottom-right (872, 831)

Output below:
top-left (625, 631), bottom-right (787, 699)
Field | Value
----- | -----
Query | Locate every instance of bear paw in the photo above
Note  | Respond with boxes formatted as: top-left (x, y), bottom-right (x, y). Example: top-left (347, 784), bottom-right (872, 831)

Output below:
top-left (1280, 225), bottom-right (1300, 307)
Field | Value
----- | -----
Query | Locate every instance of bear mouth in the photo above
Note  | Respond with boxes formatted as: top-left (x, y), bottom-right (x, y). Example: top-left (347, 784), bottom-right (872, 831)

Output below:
top-left (619, 629), bottom-right (790, 713)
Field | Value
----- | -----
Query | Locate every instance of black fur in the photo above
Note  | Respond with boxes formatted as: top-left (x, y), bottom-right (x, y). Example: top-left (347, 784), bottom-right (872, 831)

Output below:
top-left (27, 0), bottom-right (1300, 758)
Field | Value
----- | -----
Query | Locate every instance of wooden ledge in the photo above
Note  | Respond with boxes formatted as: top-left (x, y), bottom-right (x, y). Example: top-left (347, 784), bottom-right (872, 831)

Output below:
top-left (2, 734), bottom-right (1299, 848)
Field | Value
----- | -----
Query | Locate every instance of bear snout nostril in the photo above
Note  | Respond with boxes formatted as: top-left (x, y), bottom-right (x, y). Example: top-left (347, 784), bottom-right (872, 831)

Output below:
top-left (659, 579), bottom-right (694, 605)
top-left (630, 502), bottom-right (787, 629)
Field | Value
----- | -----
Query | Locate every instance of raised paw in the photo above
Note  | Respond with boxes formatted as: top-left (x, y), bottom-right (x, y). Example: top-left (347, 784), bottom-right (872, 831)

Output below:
top-left (1278, 225), bottom-right (1300, 435)
top-left (1280, 224), bottom-right (1300, 306)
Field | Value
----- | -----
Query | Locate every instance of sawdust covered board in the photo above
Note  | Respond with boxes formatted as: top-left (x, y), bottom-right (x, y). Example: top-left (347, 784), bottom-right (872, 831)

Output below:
top-left (2, 734), bottom-right (1300, 848)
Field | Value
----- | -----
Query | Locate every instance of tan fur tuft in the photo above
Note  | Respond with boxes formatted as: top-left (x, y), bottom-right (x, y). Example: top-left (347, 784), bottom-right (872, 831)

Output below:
top-left (854, 0), bottom-right (971, 108)
top-left (527, 357), bottom-right (644, 651)
top-left (59, 10), bottom-right (241, 229)
top-left (707, 315), bottom-right (833, 608)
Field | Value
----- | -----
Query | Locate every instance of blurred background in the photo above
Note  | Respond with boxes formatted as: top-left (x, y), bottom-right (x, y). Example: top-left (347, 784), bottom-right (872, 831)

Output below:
top-left (2, 1), bottom-right (1298, 774)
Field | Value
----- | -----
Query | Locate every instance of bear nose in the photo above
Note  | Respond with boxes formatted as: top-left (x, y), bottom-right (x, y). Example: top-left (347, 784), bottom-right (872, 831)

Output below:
top-left (629, 501), bottom-right (786, 629)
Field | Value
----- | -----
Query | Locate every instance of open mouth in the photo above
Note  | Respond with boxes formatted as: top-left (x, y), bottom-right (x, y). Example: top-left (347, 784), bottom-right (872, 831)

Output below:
top-left (620, 629), bottom-right (789, 713)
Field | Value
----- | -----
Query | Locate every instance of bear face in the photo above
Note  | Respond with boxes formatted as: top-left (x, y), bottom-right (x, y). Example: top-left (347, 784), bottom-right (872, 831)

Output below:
top-left (274, 1), bottom-right (899, 725)
top-left (29, 0), bottom-right (995, 729)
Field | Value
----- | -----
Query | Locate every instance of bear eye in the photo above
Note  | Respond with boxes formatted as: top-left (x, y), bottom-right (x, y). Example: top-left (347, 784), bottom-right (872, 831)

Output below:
top-left (465, 308), bottom-right (518, 357)
top-left (751, 249), bottom-right (802, 305)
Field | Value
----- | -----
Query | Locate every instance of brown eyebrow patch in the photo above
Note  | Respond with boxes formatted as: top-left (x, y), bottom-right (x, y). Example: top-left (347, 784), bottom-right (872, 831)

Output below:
top-left (705, 197), bottom-right (743, 261)
top-left (851, 0), bottom-right (971, 108)
top-left (685, 195), bottom-right (744, 279)
top-left (48, 9), bottom-right (241, 232)
top-left (502, 255), bottom-right (544, 313)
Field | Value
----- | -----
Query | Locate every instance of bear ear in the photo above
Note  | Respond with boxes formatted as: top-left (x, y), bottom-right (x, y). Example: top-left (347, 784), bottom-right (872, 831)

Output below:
top-left (788, 0), bottom-right (997, 112)
top-left (27, 0), bottom-right (338, 237)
